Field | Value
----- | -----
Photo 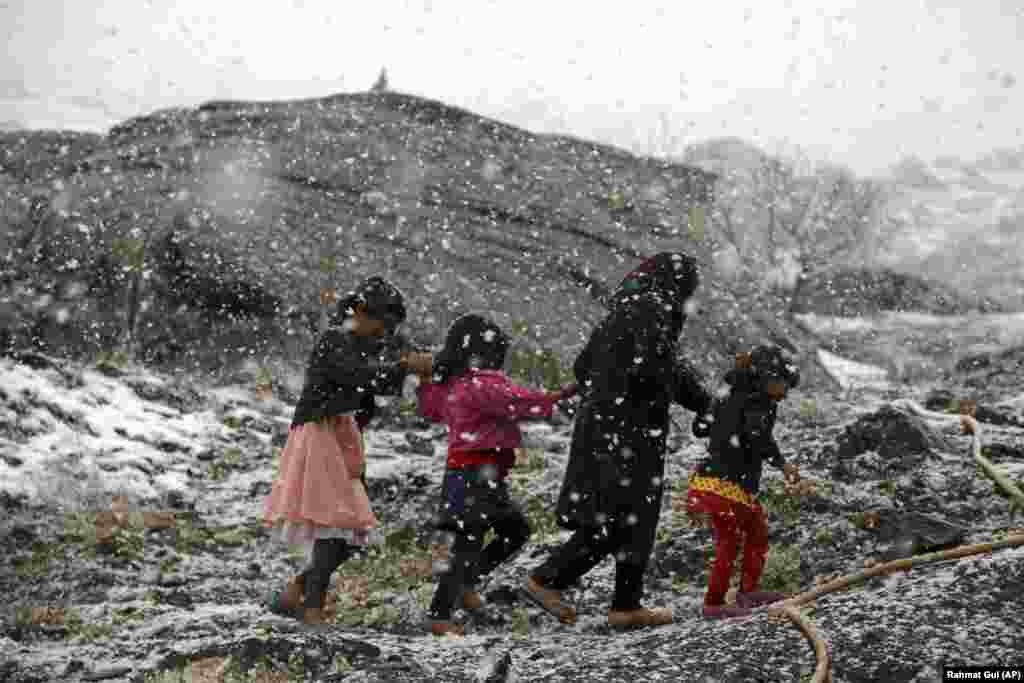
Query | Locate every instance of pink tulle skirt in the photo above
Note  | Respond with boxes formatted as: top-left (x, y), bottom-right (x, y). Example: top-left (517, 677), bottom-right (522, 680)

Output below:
top-left (262, 415), bottom-right (381, 548)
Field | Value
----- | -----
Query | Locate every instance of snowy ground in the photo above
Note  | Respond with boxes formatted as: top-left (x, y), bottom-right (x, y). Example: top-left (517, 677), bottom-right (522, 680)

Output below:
top-left (2, 350), bottom-right (1024, 682)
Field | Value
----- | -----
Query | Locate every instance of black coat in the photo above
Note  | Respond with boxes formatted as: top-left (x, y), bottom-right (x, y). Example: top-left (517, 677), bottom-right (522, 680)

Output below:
top-left (290, 327), bottom-right (407, 428)
top-left (694, 368), bottom-right (785, 495)
top-left (553, 291), bottom-right (712, 563)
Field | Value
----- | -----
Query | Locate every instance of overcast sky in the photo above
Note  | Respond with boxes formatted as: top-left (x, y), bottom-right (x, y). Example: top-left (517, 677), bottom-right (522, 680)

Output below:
top-left (2, 0), bottom-right (1022, 176)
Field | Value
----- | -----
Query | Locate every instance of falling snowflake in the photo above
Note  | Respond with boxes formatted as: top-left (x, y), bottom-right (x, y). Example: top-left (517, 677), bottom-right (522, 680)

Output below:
top-left (648, 428), bottom-right (663, 437)
top-left (626, 513), bottom-right (639, 525)
top-left (483, 329), bottom-right (497, 342)
top-left (619, 477), bottom-right (632, 487)
top-left (651, 476), bottom-right (662, 487)
top-left (462, 334), bottom-right (471, 348)
top-left (460, 432), bottom-right (479, 442)
top-left (615, 397), bottom-right (625, 405)
top-left (634, 356), bottom-right (644, 364)
top-left (569, 491), bottom-right (581, 502)
top-left (729, 435), bottom-right (741, 447)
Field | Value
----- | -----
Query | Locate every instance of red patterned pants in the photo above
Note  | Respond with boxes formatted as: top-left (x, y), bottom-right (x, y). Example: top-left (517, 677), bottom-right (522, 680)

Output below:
top-left (687, 488), bottom-right (770, 606)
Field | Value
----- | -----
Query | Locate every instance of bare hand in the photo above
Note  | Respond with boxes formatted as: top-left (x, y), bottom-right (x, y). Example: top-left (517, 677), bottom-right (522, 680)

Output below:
top-left (400, 352), bottom-right (433, 376)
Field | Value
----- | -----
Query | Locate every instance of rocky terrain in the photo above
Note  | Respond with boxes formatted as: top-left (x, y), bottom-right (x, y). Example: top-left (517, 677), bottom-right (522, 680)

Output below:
top-left (3, 91), bottom-right (1024, 682)
top-left (2, 343), bottom-right (1023, 682)
top-left (3, 90), bottom-right (998, 397)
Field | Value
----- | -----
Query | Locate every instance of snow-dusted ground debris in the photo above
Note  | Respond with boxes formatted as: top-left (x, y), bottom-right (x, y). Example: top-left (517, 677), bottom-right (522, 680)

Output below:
top-left (2, 350), bottom-right (1024, 682)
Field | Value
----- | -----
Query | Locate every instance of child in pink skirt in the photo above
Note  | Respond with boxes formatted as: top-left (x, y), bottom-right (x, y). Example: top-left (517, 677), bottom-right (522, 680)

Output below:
top-left (263, 276), bottom-right (432, 625)
top-left (416, 313), bottom-right (577, 636)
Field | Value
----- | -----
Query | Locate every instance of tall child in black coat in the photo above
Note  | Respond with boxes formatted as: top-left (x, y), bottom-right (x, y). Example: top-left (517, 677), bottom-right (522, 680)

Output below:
top-left (687, 345), bottom-right (802, 619)
top-left (523, 251), bottom-right (714, 629)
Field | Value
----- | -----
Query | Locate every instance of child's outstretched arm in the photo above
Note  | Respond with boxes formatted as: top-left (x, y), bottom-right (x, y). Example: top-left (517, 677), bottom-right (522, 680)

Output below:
top-left (743, 406), bottom-right (799, 482)
top-left (317, 330), bottom-right (407, 393)
top-left (415, 377), bottom-right (448, 423)
top-left (671, 357), bottom-right (714, 416)
top-left (622, 295), bottom-right (713, 415)
top-left (475, 377), bottom-right (571, 422)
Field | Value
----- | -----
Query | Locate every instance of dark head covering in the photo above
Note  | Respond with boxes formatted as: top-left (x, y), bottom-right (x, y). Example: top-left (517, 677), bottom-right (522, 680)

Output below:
top-left (609, 251), bottom-right (700, 338)
top-left (431, 313), bottom-right (509, 385)
top-left (749, 344), bottom-right (800, 389)
top-left (728, 344), bottom-right (800, 392)
top-left (329, 276), bottom-right (407, 332)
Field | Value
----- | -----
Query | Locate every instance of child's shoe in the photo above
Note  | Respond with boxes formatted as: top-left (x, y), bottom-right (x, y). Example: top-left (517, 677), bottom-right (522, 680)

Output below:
top-left (521, 576), bottom-right (577, 625)
top-left (702, 605), bottom-right (754, 619)
top-left (736, 591), bottom-right (788, 608)
top-left (430, 621), bottom-right (466, 637)
top-left (461, 589), bottom-right (484, 611)
top-left (607, 607), bottom-right (674, 629)
top-left (281, 575), bottom-right (304, 610)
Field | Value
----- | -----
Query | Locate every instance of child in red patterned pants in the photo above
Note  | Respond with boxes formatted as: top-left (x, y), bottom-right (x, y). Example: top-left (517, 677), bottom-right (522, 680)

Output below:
top-left (687, 345), bottom-right (801, 619)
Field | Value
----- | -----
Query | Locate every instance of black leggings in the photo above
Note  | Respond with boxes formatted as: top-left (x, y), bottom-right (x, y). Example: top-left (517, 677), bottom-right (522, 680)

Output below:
top-left (531, 524), bottom-right (647, 611)
top-left (300, 538), bottom-right (354, 608)
top-left (428, 495), bottom-right (531, 620)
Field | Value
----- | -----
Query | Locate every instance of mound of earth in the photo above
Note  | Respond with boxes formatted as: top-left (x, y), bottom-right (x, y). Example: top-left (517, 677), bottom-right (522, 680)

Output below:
top-left (2, 90), bottom-right (835, 388)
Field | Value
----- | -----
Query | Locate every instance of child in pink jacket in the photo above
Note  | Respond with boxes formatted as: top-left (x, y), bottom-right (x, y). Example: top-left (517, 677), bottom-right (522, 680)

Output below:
top-left (415, 314), bottom-right (576, 636)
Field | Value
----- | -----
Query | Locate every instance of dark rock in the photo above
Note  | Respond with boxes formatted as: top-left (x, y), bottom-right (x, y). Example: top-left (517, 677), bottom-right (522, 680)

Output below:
top-left (8, 523), bottom-right (37, 544)
top-left (790, 267), bottom-right (998, 317)
top-left (249, 480), bottom-right (273, 498)
top-left (164, 490), bottom-right (188, 509)
top-left (1, 453), bottom-right (24, 467)
top-left (982, 442), bottom-right (1024, 462)
top-left (151, 229), bottom-right (282, 322)
top-left (835, 404), bottom-right (954, 469)
top-left (484, 585), bottom-right (522, 606)
top-left (63, 660), bottom-right (86, 677)
top-left (159, 574), bottom-right (187, 588)
top-left (158, 590), bottom-right (193, 609)
top-left (96, 363), bottom-right (124, 378)
top-left (924, 389), bottom-right (1024, 427)
top-left (955, 346), bottom-right (1024, 386)
top-left (0, 489), bottom-right (26, 510)
top-left (83, 665), bottom-right (133, 681)
top-left (226, 633), bottom-right (379, 678)
top-left (270, 430), bottom-right (288, 448)
top-left (476, 650), bottom-right (514, 683)
top-left (125, 379), bottom-right (205, 414)
top-left (8, 350), bottom-right (61, 371)
top-left (874, 511), bottom-right (966, 559)
top-left (403, 431), bottom-right (435, 456)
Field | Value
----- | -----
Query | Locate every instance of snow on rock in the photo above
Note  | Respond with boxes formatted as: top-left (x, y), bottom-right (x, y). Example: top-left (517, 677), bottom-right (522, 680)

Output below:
top-left (816, 348), bottom-right (891, 390)
top-left (0, 357), bottom-right (216, 505)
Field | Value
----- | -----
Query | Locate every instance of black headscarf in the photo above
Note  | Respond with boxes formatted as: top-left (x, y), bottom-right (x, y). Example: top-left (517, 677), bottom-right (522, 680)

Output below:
top-left (749, 344), bottom-right (800, 389)
top-left (609, 251), bottom-right (700, 339)
top-left (328, 276), bottom-right (407, 333)
top-left (724, 344), bottom-right (801, 392)
top-left (431, 313), bottom-right (510, 385)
